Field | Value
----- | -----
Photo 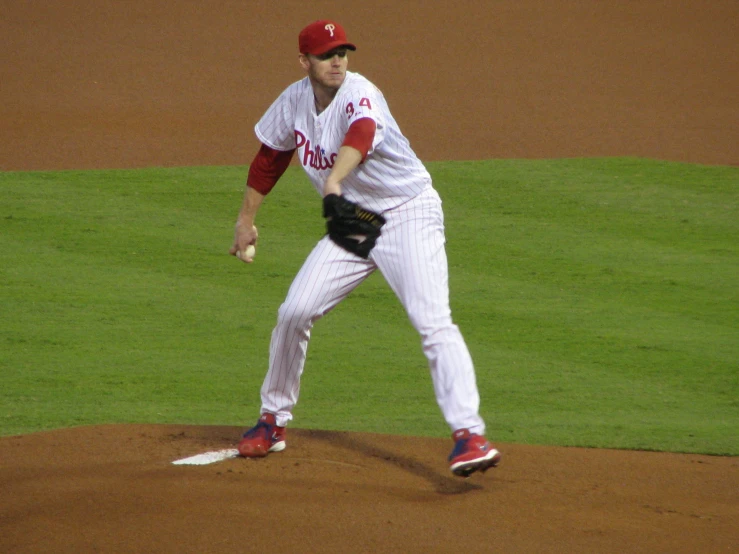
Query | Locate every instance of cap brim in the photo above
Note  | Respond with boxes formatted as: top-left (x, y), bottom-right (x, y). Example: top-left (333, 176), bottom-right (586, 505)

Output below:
top-left (309, 41), bottom-right (357, 55)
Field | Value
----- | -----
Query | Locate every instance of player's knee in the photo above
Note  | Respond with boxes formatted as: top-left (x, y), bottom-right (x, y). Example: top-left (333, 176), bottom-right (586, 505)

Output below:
top-left (275, 302), bottom-right (317, 332)
top-left (419, 323), bottom-right (461, 350)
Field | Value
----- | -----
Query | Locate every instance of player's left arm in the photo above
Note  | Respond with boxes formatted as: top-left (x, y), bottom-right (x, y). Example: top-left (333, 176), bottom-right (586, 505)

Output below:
top-left (323, 117), bottom-right (377, 196)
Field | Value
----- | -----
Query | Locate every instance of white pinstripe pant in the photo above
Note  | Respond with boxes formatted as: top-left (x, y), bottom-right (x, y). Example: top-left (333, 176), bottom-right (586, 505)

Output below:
top-left (260, 187), bottom-right (485, 435)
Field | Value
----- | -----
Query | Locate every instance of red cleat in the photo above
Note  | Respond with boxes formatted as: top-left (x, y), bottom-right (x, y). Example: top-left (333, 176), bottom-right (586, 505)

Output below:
top-left (237, 413), bottom-right (286, 458)
top-left (448, 428), bottom-right (501, 477)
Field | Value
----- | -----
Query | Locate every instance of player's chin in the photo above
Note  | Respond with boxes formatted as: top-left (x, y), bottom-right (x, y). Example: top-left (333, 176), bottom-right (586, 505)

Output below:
top-left (323, 74), bottom-right (345, 87)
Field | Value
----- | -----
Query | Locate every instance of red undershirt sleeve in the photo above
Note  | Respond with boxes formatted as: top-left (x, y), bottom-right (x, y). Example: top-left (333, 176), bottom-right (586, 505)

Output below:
top-left (247, 144), bottom-right (295, 195)
top-left (341, 117), bottom-right (377, 163)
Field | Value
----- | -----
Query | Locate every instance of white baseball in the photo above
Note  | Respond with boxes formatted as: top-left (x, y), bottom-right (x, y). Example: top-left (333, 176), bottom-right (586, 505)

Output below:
top-left (238, 245), bottom-right (256, 261)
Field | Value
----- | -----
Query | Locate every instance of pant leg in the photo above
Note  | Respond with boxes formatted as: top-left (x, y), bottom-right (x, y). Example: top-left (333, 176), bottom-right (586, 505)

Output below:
top-left (261, 236), bottom-right (375, 427)
top-left (373, 188), bottom-right (485, 435)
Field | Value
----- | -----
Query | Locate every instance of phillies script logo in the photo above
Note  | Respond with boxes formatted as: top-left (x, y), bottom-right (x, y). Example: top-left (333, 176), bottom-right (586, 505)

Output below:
top-left (295, 130), bottom-right (336, 170)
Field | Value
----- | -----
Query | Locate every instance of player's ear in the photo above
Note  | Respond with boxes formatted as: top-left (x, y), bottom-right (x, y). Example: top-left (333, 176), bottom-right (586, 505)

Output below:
top-left (298, 53), bottom-right (310, 71)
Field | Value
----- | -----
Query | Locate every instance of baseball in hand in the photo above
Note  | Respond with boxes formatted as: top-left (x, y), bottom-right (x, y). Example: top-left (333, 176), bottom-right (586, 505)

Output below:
top-left (238, 245), bottom-right (256, 261)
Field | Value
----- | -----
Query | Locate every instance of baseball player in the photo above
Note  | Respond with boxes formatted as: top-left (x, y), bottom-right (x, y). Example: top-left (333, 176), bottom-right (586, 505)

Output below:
top-left (230, 20), bottom-right (500, 477)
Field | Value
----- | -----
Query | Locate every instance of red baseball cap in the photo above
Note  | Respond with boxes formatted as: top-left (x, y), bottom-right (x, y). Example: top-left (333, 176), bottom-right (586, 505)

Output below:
top-left (299, 20), bottom-right (356, 55)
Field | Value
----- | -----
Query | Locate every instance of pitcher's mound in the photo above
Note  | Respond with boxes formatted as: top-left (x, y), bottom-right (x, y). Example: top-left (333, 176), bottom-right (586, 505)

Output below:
top-left (1, 424), bottom-right (736, 553)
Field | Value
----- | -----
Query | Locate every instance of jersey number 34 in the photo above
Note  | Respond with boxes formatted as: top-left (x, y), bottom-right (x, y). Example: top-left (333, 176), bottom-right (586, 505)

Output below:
top-left (346, 98), bottom-right (372, 118)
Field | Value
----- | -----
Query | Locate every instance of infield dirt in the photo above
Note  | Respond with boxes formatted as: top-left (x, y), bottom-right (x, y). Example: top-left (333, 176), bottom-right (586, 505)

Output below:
top-left (1, 1), bottom-right (737, 553)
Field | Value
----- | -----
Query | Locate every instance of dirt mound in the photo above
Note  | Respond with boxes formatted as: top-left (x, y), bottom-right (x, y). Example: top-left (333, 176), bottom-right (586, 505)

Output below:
top-left (1, 425), bottom-right (736, 553)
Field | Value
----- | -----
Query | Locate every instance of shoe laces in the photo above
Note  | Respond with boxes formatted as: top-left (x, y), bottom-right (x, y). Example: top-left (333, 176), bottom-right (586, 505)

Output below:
top-left (449, 433), bottom-right (488, 460)
top-left (243, 420), bottom-right (272, 440)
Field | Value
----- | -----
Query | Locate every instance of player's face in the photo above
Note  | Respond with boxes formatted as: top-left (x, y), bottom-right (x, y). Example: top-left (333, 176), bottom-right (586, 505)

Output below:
top-left (300, 48), bottom-right (349, 90)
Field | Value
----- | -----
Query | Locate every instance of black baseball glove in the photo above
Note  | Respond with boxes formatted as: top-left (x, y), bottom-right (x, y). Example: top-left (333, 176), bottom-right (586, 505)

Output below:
top-left (323, 194), bottom-right (386, 259)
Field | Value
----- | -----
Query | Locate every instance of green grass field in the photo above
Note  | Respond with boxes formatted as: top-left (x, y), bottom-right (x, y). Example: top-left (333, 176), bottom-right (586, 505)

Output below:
top-left (1, 158), bottom-right (737, 455)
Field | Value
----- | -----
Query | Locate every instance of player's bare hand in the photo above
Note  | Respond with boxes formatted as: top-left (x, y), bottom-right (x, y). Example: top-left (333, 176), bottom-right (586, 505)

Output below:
top-left (230, 223), bottom-right (258, 263)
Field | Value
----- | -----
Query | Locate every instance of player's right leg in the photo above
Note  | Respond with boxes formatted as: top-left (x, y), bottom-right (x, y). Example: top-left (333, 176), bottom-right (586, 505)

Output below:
top-left (239, 236), bottom-right (374, 457)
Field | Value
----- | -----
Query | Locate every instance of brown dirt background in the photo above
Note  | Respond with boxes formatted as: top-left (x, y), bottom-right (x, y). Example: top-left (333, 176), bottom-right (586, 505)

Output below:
top-left (1, 1), bottom-right (737, 553)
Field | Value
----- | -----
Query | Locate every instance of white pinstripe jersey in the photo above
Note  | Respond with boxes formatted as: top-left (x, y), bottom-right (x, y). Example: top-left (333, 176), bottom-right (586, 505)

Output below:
top-left (255, 71), bottom-right (431, 213)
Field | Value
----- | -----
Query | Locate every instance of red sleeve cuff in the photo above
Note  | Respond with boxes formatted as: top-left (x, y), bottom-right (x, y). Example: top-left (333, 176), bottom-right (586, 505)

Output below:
top-left (247, 144), bottom-right (295, 195)
top-left (342, 118), bottom-right (377, 163)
